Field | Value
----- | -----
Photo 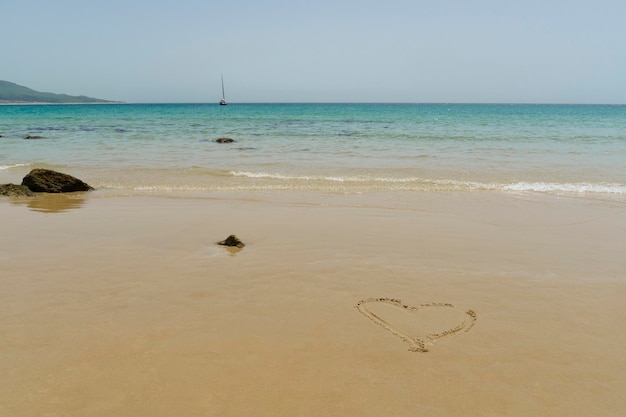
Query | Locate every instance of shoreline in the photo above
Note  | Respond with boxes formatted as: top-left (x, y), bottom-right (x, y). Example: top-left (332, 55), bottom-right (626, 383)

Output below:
top-left (0, 101), bottom-right (125, 105)
top-left (2, 191), bottom-right (625, 416)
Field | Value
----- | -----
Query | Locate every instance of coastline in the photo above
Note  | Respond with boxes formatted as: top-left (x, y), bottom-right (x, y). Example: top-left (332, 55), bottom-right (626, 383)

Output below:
top-left (0, 101), bottom-right (125, 105)
top-left (2, 190), bottom-right (625, 416)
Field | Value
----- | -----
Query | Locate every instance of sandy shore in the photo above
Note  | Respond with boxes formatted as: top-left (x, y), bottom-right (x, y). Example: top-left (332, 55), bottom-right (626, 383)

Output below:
top-left (1, 191), bottom-right (625, 416)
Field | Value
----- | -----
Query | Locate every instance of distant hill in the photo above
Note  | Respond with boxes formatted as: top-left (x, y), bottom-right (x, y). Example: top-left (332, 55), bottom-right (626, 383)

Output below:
top-left (0, 80), bottom-right (118, 103)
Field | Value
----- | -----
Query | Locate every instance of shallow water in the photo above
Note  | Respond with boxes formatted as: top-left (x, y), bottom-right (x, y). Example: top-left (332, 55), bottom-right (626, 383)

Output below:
top-left (1, 103), bottom-right (625, 199)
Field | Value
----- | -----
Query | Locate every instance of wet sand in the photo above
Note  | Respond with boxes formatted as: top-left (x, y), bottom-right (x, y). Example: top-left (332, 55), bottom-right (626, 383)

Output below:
top-left (1, 191), bottom-right (625, 416)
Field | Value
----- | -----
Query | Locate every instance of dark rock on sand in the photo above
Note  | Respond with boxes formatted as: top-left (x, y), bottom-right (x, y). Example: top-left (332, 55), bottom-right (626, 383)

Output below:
top-left (0, 183), bottom-right (36, 197)
top-left (216, 137), bottom-right (235, 143)
top-left (21, 169), bottom-right (94, 193)
top-left (217, 234), bottom-right (245, 248)
top-left (24, 135), bottom-right (44, 139)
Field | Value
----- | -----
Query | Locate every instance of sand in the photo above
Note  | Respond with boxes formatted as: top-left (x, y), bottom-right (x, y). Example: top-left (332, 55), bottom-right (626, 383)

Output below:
top-left (1, 191), bottom-right (626, 416)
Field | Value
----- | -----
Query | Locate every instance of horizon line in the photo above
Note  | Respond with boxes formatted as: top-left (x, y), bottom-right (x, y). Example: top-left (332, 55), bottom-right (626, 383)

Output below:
top-left (2, 101), bottom-right (625, 106)
top-left (93, 101), bottom-right (626, 106)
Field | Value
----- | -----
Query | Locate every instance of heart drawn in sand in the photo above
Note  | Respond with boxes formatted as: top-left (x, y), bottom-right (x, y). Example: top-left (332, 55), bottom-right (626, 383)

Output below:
top-left (356, 298), bottom-right (477, 352)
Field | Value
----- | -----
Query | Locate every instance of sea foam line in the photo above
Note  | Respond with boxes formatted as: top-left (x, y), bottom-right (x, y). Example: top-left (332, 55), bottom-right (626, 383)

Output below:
top-left (0, 163), bottom-right (30, 170)
top-left (503, 182), bottom-right (626, 194)
top-left (230, 171), bottom-right (435, 183)
top-left (231, 172), bottom-right (625, 194)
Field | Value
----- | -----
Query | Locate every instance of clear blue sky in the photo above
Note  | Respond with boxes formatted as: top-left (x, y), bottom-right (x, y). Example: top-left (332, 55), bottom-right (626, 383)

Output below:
top-left (2, 0), bottom-right (625, 103)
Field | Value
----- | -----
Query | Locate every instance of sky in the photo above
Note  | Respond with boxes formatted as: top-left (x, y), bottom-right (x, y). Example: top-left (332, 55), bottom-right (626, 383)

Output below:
top-left (2, 0), bottom-right (625, 103)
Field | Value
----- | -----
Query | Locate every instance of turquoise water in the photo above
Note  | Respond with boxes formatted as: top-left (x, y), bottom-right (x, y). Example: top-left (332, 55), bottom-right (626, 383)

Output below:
top-left (1, 103), bottom-right (625, 198)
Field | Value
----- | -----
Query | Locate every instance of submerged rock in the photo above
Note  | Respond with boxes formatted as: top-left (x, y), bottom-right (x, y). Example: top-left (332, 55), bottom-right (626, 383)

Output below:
top-left (215, 137), bottom-right (235, 143)
top-left (217, 234), bottom-right (245, 248)
top-left (0, 183), bottom-right (36, 197)
top-left (21, 169), bottom-right (94, 193)
top-left (24, 135), bottom-right (44, 139)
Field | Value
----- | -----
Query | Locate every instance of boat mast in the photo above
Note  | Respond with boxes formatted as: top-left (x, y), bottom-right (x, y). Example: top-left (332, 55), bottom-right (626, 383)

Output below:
top-left (221, 74), bottom-right (226, 104)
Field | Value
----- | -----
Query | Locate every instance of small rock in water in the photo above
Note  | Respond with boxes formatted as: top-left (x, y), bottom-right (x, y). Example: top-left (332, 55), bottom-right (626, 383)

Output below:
top-left (0, 184), bottom-right (36, 197)
top-left (215, 137), bottom-right (235, 143)
top-left (24, 135), bottom-right (44, 139)
top-left (217, 234), bottom-right (245, 248)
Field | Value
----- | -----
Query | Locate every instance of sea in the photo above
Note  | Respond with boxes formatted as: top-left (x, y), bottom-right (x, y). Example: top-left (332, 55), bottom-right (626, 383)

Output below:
top-left (1, 103), bottom-right (625, 201)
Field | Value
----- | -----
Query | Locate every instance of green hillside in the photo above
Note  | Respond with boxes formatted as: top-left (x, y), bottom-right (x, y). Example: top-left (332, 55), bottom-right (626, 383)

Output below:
top-left (0, 80), bottom-right (117, 103)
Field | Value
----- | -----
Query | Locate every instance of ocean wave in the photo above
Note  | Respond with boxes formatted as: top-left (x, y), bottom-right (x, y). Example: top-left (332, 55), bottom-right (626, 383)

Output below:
top-left (230, 171), bottom-right (433, 183)
top-left (134, 186), bottom-right (200, 192)
top-left (230, 171), bottom-right (487, 189)
top-left (503, 182), bottom-right (626, 194)
top-left (89, 180), bottom-right (626, 199)
top-left (229, 171), bottom-right (625, 195)
top-left (0, 163), bottom-right (31, 170)
top-left (0, 162), bottom-right (72, 172)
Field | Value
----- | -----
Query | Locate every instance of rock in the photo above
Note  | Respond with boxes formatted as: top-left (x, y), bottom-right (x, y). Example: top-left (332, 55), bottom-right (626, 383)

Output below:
top-left (215, 137), bottom-right (235, 143)
top-left (0, 183), bottom-right (36, 196)
top-left (217, 234), bottom-right (245, 248)
top-left (24, 135), bottom-right (44, 139)
top-left (21, 169), bottom-right (94, 193)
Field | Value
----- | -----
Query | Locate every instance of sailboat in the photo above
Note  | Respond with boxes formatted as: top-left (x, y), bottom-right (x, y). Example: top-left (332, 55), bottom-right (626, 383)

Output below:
top-left (219, 74), bottom-right (227, 105)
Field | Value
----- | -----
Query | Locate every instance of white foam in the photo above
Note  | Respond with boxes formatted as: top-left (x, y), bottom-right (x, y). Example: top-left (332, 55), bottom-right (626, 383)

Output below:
top-left (231, 171), bottom-right (432, 183)
top-left (229, 172), bottom-right (626, 195)
top-left (503, 182), bottom-right (626, 194)
top-left (133, 185), bottom-right (207, 192)
top-left (0, 163), bottom-right (29, 170)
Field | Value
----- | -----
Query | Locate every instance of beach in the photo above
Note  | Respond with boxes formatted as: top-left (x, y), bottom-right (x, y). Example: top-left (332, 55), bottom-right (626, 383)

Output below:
top-left (2, 190), bottom-right (625, 416)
